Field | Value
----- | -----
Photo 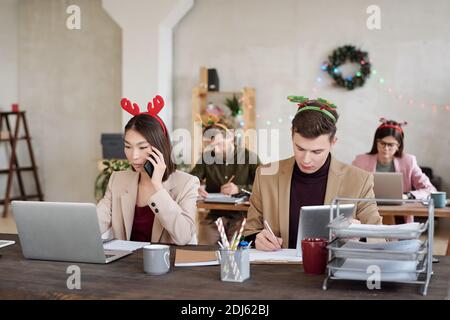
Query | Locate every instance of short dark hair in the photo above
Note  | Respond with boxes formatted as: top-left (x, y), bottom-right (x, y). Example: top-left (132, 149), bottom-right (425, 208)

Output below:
top-left (124, 114), bottom-right (176, 181)
top-left (368, 120), bottom-right (404, 157)
top-left (291, 100), bottom-right (339, 141)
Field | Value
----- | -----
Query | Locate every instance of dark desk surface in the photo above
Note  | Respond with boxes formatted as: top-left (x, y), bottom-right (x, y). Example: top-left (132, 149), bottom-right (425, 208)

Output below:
top-left (0, 234), bottom-right (449, 300)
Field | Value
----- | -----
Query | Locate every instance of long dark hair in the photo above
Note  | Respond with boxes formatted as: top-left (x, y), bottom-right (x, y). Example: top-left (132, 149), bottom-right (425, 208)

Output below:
top-left (124, 114), bottom-right (176, 181)
top-left (368, 120), bottom-right (404, 157)
top-left (291, 100), bottom-right (339, 141)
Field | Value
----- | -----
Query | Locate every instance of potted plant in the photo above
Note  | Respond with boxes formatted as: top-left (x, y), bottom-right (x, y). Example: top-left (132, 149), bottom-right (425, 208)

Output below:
top-left (95, 159), bottom-right (131, 201)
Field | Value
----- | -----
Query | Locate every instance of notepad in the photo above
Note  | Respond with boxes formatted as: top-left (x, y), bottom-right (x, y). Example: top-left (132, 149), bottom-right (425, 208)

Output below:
top-left (103, 240), bottom-right (149, 252)
top-left (174, 249), bottom-right (219, 267)
top-left (204, 193), bottom-right (247, 204)
top-left (249, 249), bottom-right (302, 264)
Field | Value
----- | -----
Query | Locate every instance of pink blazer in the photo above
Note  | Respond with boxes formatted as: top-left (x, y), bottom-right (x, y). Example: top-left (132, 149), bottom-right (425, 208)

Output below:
top-left (352, 153), bottom-right (436, 200)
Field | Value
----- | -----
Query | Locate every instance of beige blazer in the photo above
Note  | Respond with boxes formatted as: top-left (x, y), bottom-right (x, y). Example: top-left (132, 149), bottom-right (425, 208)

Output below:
top-left (97, 170), bottom-right (200, 245)
top-left (244, 156), bottom-right (382, 248)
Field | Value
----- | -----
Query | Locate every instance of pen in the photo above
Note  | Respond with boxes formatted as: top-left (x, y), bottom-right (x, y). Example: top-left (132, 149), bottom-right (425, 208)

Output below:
top-left (264, 220), bottom-right (281, 247)
top-left (226, 175), bottom-right (235, 184)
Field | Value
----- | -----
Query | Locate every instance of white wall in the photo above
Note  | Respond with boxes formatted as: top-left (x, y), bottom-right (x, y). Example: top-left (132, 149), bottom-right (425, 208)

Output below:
top-left (0, 0), bottom-right (20, 198)
top-left (173, 0), bottom-right (450, 193)
top-left (0, 0), bottom-right (18, 110)
top-left (17, 0), bottom-right (122, 202)
top-left (102, 0), bottom-right (180, 130)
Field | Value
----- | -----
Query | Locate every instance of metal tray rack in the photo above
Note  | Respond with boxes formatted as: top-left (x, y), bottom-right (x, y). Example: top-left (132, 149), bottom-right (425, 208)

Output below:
top-left (322, 197), bottom-right (434, 296)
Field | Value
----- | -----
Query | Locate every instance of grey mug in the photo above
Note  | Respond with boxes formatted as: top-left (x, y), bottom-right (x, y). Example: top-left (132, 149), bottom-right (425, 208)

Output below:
top-left (143, 244), bottom-right (171, 275)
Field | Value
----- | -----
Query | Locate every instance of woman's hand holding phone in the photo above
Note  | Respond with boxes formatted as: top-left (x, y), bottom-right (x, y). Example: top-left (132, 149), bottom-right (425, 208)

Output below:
top-left (146, 146), bottom-right (166, 191)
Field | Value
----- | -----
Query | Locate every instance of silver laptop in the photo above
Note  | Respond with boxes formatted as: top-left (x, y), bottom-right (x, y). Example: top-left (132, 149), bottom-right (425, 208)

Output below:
top-left (296, 204), bottom-right (355, 257)
top-left (373, 172), bottom-right (404, 205)
top-left (12, 201), bottom-right (132, 264)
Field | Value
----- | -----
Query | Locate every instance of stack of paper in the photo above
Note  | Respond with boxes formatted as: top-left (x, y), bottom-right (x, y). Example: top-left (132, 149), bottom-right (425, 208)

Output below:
top-left (341, 239), bottom-right (422, 252)
top-left (332, 222), bottom-right (424, 239)
top-left (333, 258), bottom-right (419, 282)
top-left (249, 249), bottom-right (302, 264)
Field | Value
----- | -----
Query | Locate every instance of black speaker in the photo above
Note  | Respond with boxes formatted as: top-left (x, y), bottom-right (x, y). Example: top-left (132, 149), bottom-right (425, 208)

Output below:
top-left (207, 68), bottom-right (219, 91)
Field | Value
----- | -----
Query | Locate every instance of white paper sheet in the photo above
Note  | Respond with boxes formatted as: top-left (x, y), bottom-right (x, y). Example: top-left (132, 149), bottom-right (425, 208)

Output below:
top-left (333, 258), bottom-right (419, 281)
top-left (103, 240), bottom-right (149, 252)
top-left (249, 249), bottom-right (302, 263)
top-left (0, 240), bottom-right (15, 249)
top-left (342, 239), bottom-right (422, 252)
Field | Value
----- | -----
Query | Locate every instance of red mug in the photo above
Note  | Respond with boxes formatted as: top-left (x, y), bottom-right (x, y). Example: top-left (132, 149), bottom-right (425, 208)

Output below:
top-left (11, 103), bottom-right (19, 112)
top-left (301, 237), bottom-right (328, 275)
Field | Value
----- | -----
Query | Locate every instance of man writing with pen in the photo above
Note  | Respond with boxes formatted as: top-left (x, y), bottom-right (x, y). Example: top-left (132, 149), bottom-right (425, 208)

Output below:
top-left (190, 115), bottom-right (261, 245)
top-left (243, 96), bottom-right (382, 251)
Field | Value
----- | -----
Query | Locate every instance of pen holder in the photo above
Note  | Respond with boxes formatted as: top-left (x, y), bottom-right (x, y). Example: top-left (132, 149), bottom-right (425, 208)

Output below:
top-left (219, 248), bottom-right (250, 282)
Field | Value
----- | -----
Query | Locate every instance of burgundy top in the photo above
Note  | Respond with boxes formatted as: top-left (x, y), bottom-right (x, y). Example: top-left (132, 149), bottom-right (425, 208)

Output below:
top-left (288, 154), bottom-right (331, 248)
top-left (130, 205), bottom-right (155, 242)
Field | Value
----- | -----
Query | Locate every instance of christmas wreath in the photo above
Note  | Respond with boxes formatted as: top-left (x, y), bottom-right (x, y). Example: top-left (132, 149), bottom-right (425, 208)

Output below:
top-left (322, 45), bottom-right (371, 90)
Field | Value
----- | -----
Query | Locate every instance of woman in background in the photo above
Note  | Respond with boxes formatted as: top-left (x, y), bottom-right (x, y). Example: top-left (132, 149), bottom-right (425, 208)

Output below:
top-left (352, 118), bottom-right (436, 223)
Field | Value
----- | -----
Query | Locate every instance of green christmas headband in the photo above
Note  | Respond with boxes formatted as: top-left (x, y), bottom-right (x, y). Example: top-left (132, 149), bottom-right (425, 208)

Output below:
top-left (287, 96), bottom-right (337, 123)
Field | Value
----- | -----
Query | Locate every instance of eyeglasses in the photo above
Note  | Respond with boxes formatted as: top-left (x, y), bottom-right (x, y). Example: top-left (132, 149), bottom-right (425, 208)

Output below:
top-left (377, 140), bottom-right (399, 149)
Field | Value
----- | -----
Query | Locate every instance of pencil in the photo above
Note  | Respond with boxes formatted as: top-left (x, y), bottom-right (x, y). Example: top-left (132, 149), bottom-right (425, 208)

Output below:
top-left (226, 175), bottom-right (235, 184)
top-left (264, 220), bottom-right (281, 246)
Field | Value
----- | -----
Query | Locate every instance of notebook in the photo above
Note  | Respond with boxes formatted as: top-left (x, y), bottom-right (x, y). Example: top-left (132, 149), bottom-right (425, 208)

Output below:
top-left (174, 249), bottom-right (219, 267)
top-left (249, 249), bottom-right (302, 264)
top-left (204, 193), bottom-right (247, 204)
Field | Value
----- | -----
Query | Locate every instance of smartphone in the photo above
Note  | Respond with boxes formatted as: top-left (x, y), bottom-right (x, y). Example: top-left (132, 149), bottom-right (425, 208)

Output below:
top-left (144, 159), bottom-right (154, 178)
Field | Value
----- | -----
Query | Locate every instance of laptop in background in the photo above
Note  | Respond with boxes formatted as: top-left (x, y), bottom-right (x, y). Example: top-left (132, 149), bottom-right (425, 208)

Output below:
top-left (296, 204), bottom-right (356, 257)
top-left (373, 172), bottom-right (404, 205)
top-left (12, 201), bottom-right (132, 264)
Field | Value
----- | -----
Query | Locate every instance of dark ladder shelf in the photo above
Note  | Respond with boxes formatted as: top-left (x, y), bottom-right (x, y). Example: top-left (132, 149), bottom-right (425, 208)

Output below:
top-left (0, 111), bottom-right (44, 217)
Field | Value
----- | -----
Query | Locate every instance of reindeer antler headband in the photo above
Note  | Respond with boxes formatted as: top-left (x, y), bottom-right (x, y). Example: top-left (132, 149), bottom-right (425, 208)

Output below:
top-left (120, 95), bottom-right (167, 135)
top-left (377, 117), bottom-right (407, 134)
top-left (287, 96), bottom-right (337, 123)
top-left (195, 113), bottom-right (229, 132)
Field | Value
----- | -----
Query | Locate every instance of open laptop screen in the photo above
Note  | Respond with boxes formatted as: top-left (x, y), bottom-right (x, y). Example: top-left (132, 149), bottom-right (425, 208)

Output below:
top-left (295, 204), bottom-right (355, 257)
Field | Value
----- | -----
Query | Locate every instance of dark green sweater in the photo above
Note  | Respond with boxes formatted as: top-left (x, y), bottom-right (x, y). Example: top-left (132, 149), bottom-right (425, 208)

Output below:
top-left (191, 147), bottom-right (260, 218)
top-left (190, 147), bottom-right (260, 194)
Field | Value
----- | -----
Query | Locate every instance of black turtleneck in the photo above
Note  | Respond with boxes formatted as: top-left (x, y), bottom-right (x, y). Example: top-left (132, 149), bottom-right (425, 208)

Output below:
top-left (288, 154), bottom-right (331, 248)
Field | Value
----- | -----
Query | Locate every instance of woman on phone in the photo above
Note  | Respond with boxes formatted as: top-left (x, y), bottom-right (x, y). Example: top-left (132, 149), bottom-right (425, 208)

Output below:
top-left (96, 96), bottom-right (199, 245)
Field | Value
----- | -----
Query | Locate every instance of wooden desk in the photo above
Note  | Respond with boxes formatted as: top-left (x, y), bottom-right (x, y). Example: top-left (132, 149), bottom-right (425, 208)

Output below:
top-left (197, 201), bottom-right (450, 218)
top-left (378, 203), bottom-right (450, 218)
top-left (197, 200), bottom-right (250, 212)
top-left (0, 234), bottom-right (449, 299)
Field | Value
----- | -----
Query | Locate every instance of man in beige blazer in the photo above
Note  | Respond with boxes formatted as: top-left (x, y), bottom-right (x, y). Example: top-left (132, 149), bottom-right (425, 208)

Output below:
top-left (244, 96), bottom-right (382, 250)
top-left (97, 169), bottom-right (199, 245)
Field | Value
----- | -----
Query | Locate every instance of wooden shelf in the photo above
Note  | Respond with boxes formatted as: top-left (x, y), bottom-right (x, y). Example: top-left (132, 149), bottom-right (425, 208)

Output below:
top-left (192, 67), bottom-right (256, 167)
top-left (0, 111), bottom-right (44, 217)
top-left (0, 167), bottom-right (36, 174)
top-left (0, 136), bottom-right (29, 142)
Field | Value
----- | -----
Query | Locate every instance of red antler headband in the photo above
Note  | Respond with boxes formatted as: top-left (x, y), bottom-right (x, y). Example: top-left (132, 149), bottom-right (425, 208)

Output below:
top-left (377, 117), bottom-right (407, 134)
top-left (120, 95), bottom-right (167, 135)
